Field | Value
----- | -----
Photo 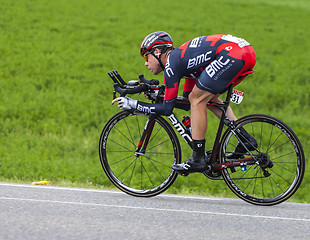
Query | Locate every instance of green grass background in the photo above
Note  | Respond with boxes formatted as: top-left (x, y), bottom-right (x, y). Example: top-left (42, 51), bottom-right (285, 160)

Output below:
top-left (0, 0), bottom-right (309, 202)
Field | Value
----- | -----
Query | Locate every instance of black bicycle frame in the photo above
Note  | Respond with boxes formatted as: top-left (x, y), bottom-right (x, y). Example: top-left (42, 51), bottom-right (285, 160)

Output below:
top-left (166, 84), bottom-right (257, 171)
top-left (134, 83), bottom-right (257, 171)
top-left (209, 84), bottom-right (234, 164)
top-left (135, 84), bottom-right (233, 157)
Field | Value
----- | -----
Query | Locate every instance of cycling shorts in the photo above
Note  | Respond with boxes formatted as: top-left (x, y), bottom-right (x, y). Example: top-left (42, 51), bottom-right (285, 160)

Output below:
top-left (196, 43), bottom-right (256, 94)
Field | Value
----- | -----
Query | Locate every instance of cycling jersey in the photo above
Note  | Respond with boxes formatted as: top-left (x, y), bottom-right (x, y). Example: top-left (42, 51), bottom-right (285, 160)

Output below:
top-left (137, 34), bottom-right (256, 115)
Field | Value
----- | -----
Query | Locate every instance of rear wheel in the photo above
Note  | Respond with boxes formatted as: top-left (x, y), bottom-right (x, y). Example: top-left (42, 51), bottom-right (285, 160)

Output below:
top-left (99, 111), bottom-right (181, 197)
top-left (220, 114), bottom-right (305, 206)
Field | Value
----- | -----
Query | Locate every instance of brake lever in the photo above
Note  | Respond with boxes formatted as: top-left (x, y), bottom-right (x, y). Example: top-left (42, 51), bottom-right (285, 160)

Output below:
top-left (113, 91), bottom-right (117, 100)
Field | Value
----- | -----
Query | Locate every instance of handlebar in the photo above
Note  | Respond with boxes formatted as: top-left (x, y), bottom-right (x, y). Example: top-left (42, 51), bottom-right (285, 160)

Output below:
top-left (138, 74), bottom-right (159, 85)
top-left (113, 83), bottom-right (149, 96)
top-left (108, 70), bottom-right (163, 98)
top-left (107, 70), bottom-right (190, 109)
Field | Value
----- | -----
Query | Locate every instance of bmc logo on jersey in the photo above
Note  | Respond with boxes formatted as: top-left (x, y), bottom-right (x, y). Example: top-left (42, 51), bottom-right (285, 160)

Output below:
top-left (165, 55), bottom-right (174, 77)
top-left (189, 37), bottom-right (200, 48)
top-left (205, 56), bottom-right (230, 78)
top-left (187, 51), bottom-right (212, 69)
top-left (137, 104), bottom-right (155, 114)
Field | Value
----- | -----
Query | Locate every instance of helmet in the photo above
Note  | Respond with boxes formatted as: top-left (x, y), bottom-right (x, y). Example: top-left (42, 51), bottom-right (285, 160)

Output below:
top-left (140, 31), bottom-right (173, 56)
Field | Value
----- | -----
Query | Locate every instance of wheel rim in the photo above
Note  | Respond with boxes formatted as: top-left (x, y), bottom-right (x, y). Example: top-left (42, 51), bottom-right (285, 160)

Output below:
top-left (100, 112), bottom-right (180, 196)
top-left (220, 115), bottom-right (304, 205)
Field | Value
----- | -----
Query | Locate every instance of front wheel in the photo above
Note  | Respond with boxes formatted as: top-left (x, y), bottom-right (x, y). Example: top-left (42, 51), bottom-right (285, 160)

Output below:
top-left (220, 114), bottom-right (305, 206)
top-left (99, 111), bottom-right (181, 197)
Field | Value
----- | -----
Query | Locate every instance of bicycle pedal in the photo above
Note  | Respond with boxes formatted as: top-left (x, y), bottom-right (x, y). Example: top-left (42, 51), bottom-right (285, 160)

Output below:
top-left (176, 170), bottom-right (189, 177)
top-left (172, 168), bottom-right (189, 176)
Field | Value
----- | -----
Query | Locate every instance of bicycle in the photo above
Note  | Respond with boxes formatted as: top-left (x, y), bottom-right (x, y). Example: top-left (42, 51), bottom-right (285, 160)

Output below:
top-left (99, 70), bottom-right (305, 206)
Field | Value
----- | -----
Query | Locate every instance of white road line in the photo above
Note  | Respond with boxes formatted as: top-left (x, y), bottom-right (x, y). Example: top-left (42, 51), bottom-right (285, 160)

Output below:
top-left (0, 182), bottom-right (223, 201)
top-left (0, 182), bottom-right (120, 193)
top-left (1, 196), bottom-right (309, 223)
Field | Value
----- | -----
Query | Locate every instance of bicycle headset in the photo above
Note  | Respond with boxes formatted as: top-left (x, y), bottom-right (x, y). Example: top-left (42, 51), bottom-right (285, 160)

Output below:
top-left (140, 31), bottom-right (174, 70)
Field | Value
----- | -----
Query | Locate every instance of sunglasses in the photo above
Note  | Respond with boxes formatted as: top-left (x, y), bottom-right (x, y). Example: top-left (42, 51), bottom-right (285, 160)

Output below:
top-left (143, 54), bottom-right (149, 62)
top-left (143, 50), bottom-right (155, 62)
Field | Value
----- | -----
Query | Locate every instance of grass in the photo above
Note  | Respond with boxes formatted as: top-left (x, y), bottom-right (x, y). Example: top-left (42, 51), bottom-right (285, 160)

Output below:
top-left (0, 0), bottom-right (309, 203)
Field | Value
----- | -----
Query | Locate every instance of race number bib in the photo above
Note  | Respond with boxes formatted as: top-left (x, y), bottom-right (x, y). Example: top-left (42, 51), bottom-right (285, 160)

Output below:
top-left (221, 35), bottom-right (250, 48)
top-left (230, 89), bottom-right (244, 104)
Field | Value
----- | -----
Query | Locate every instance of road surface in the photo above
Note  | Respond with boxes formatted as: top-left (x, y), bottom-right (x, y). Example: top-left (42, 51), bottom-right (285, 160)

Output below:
top-left (0, 183), bottom-right (309, 240)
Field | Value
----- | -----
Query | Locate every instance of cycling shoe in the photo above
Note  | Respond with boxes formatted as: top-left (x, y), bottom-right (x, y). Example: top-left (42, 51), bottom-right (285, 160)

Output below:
top-left (226, 137), bottom-right (257, 159)
top-left (172, 154), bottom-right (210, 176)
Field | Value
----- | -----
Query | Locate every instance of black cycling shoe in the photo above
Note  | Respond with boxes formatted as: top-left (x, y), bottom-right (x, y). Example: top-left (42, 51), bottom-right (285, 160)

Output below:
top-left (172, 154), bottom-right (210, 176)
top-left (226, 137), bottom-right (258, 159)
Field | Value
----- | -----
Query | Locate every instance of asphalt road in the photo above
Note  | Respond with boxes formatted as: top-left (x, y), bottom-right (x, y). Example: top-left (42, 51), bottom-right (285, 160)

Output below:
top-left (0, 183), bottom-right (309, 240)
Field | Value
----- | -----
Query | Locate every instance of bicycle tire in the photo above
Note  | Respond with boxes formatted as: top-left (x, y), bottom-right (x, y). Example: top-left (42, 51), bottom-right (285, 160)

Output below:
top-left (99, 111), bottom-right (181, 197)
top-left (219, 114), bottom-right (305, 206)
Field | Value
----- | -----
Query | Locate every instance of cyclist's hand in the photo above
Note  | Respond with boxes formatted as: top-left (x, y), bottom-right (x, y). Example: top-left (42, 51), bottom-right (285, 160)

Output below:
top-left (143, 92), bottom-right (151, 100)
top-left (112, 97), bottom-right (138, 111)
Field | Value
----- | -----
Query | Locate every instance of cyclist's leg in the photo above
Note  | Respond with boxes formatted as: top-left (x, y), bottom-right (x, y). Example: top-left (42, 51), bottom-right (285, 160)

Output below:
top-left (208, 95), bottom-right (257, 159)
top-left (172, 87), bottom-right (213, 175)
top-left (207, 94), bottom-right (237, 121)
top-left (202, 47), bottom-right (257, 159)
top-left (189, 87), bottom-right (214, 140)
top-left (173, 49), bottom-right (254, 174)
top-left (173, 51), bottom-right (242, 175)
top-left (189, 51), bottom-right (242, 166)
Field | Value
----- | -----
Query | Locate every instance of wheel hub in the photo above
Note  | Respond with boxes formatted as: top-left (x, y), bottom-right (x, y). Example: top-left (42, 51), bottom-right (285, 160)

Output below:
top-left (256, 152), bottom-right (273, 168)
top-left (134, 149), bottom-right (145, 157)
top-left (256, 152), bottom-right (273, 177)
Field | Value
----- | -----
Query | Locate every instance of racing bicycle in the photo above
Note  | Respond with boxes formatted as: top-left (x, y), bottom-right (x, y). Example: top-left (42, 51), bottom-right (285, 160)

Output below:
top-left (99, 70), bottom-right (305, 206)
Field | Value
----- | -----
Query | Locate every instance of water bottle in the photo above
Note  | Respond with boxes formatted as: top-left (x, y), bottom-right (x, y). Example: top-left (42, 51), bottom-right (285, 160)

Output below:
top-left (182, 116), bottom-right (191, 130)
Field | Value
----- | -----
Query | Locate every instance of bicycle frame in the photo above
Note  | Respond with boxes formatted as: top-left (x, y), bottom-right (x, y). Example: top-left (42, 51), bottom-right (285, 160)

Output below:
top-left (164, 84), bottom-right (235, 160)
top-left (135, 83), bottom-right (260, 175)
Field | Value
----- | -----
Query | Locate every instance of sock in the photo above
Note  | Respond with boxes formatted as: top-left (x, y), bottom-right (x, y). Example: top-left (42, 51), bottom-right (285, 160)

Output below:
top-left (192, 139), bottom-right (206, 157)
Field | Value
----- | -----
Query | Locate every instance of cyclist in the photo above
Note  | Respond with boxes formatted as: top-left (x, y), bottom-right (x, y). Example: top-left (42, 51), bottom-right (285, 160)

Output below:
top-left (112, 31), bottom-right (257, 175)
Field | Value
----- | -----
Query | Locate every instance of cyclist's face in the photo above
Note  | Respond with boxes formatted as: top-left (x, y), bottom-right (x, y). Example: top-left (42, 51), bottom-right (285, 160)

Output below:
top-left (144, 49), bottom-right (162, 75)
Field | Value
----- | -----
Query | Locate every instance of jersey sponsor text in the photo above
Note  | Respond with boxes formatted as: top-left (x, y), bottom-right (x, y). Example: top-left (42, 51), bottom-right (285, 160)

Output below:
top-left (205, 56), bottom-right (230, 78)
top-left (187, 51), bottom-right (212, 69)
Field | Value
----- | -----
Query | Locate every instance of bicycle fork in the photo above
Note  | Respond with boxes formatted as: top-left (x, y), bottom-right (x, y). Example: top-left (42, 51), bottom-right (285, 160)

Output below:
top-left (134, 115), bottom-right (156, 157)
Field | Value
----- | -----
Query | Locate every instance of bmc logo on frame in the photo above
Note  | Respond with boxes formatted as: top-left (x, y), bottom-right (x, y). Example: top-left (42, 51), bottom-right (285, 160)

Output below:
top-left (205, 56), bottom-right (230, 78)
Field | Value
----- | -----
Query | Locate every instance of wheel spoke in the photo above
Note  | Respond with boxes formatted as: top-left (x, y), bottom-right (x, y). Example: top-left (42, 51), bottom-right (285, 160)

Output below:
top-left (107, 138), bottom-right (134, 152)
top-left (112, 125), bottom-right (136, 147)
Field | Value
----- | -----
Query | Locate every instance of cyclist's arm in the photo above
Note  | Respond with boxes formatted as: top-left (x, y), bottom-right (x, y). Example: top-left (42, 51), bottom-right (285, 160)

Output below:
top-left (165, 78), bottom-right (196, 111)
top-left (136, 99), bottom-right (175, 115)
top-left (183, 78), bottom-right (197, 98)
top-left (136, 67), bottom-right (182, 115)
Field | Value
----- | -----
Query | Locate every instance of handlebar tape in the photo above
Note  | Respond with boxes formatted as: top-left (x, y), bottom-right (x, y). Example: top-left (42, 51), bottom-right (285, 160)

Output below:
top-left (113, 83), bottom-right (148, 97)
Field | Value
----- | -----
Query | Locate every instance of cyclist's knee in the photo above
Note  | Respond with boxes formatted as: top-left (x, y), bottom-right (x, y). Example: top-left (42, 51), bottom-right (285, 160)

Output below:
top-left (188, 88), bottom-right (213, 106)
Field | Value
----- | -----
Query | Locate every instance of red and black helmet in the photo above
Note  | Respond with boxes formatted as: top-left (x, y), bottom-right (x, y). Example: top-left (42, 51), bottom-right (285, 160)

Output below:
top-left (140, 31), bottom-right (173, 56)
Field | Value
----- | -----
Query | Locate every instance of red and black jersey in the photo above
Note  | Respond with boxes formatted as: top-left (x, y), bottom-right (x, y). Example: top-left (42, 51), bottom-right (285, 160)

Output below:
top-left (137, 34), bottom-right (256, 115)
